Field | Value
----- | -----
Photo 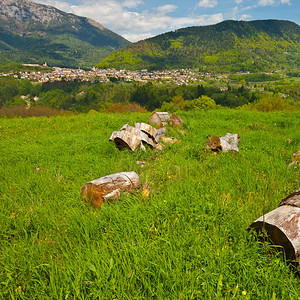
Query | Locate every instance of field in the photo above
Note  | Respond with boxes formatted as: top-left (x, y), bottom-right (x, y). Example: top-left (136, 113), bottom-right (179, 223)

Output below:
top-left (0, 110), bottom-right (299, 299)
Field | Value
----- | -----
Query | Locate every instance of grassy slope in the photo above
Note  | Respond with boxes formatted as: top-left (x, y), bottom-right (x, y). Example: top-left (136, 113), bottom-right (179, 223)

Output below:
top-left (0, 110), bottom-right (299, 298)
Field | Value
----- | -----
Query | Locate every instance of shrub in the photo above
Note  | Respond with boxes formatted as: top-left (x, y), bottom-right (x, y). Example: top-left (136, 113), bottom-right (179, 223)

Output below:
top-left (160, 101), bottom-right (177, 113)
top-left (88, 109), bottom-right (99, 114)
top-left (105, 103), bottom-right (148, 113)
top-left (241, 95), bottom-right (299, 112)
top-left (160, 97), bottom-right (183, 113)
top-left (0, 105), bottom-right (71, 118)
top-left (160, 95), bottom-right (216, 112)
top-left (184, 95), bottom-right (216, 111)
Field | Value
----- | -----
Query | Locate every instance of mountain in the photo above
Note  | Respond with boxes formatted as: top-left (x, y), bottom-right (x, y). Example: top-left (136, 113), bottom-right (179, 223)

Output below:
top-left (96, 20), bottom-right (300, 73)
top-left (0, 0), bottom-right (130, 68)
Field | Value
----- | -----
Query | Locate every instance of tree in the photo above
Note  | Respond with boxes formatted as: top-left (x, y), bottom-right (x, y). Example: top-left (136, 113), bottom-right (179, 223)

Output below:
top-left (0, 78), bottom-right (20, 106)
top-left (38, 90), bottom-right (74, 110)
top-left (171, 95), bottom-right (185, 108)
top-left (19, 79), bottom-right (32, 95)
top-left (184, 95), bottom-right (216, 111)
top-left (196, 84), bottom-right (205, 97)
top-left (160, 95), bottom-right (186, 112)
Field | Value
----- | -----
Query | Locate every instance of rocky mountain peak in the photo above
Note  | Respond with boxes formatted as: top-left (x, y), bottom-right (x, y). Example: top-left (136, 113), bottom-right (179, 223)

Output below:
top-left (0, 0), bottom-right (61, 24)
top-left (0, 0), bottom-right (130, 68)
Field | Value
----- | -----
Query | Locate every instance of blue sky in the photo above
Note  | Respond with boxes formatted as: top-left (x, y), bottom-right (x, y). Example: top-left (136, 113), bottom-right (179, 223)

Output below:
top-left (35, 0), bottom-right (300, 42)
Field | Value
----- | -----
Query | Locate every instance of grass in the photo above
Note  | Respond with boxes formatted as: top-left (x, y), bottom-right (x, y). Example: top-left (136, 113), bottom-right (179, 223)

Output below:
top-left (0, 110), bottom-right (299, 299)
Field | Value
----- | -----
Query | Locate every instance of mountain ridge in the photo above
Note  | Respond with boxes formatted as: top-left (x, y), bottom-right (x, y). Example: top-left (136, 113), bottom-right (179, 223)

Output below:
top-left (96, 19), bottom-right (300, 73)
top-left (0, 0), bottom-right (130, 68)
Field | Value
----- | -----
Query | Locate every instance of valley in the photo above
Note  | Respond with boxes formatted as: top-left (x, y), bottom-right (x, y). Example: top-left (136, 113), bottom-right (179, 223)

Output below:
top-left (0, 1), bottom-right (299, 298)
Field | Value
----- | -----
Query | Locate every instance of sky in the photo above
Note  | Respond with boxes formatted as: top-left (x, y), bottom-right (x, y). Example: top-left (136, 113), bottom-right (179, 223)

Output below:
top-left (35, 0), bottom-right (300, 42)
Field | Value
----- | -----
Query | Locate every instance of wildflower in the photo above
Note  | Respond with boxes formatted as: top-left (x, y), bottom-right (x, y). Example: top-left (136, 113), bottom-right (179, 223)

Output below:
top-left (17, 286), bottom-right (24, 295)
top-left (242, 290), bottom-right (247, 296)
top-left (142, 186), bottom-right (150, 197)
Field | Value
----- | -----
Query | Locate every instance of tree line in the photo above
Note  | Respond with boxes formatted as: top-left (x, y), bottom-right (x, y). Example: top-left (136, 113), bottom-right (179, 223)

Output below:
top-left (0, 77), bottom-right (298, 114)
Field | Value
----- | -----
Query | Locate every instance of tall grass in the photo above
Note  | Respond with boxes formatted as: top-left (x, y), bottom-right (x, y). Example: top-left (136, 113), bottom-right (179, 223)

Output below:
top-left (0, 105), bottom-right (71, 118)
top-left (0, 110), bottom-right (299, 299)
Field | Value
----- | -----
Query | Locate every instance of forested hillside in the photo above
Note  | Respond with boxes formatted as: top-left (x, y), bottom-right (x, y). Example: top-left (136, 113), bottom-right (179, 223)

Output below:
top-left (96, 20), bottom-right (300, 73)
top-left (0, 0), bottom-right (130, 68)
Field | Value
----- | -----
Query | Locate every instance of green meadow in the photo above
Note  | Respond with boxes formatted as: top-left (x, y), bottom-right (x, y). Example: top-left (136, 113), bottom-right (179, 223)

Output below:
top-left (0, 110), bottom-right (299, 299)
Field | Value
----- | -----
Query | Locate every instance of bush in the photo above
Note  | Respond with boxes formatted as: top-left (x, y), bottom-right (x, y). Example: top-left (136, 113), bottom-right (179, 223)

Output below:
top-left (88, 109), bottom-right (99, 114)
top-left (0, 105), bottom-right (71, 118)
top-left (160, 95), bottom-right (216, 112)
top-left (241, 95), bottom-right (299, 112)
top-left (184, 96), bottom-right (216, 111)
top-left (105, 103), bottom-right (148, 113)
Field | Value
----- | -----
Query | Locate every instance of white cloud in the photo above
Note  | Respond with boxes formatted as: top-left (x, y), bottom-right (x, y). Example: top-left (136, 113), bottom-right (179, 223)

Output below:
top-left (235, 0), bottom-right (243, 4)
top-left (223, 5), bottom-right (252, 22)
top-left (240, 14), bottom-right (251, 20)
top-left (257, 0), bottom-right (291, 6)
top-left (257, 0), bottom-right (275, 6)
top-left (229, 6), bottom-right (239, 19)
top-left (36, 0), bottom-right (73, 12)
top-left (156, 5), bottom-right (177, 14)
top-left (34, 0), bottom-right (223, 42)
top-left (122, 0), bottom-right (143, 9)
top-left (123, 32), bottom-right (153, 42)
top-left (280, 0), bottom-right (291, 4)
top-left (169, 13), bottom-right (223, 29)
top-left (198, 0), bottom-right (218, 8)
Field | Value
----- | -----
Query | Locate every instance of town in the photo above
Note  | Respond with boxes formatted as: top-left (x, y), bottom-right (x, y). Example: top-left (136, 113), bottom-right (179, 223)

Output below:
top-left (1, 64), bottom-right (228, 85)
